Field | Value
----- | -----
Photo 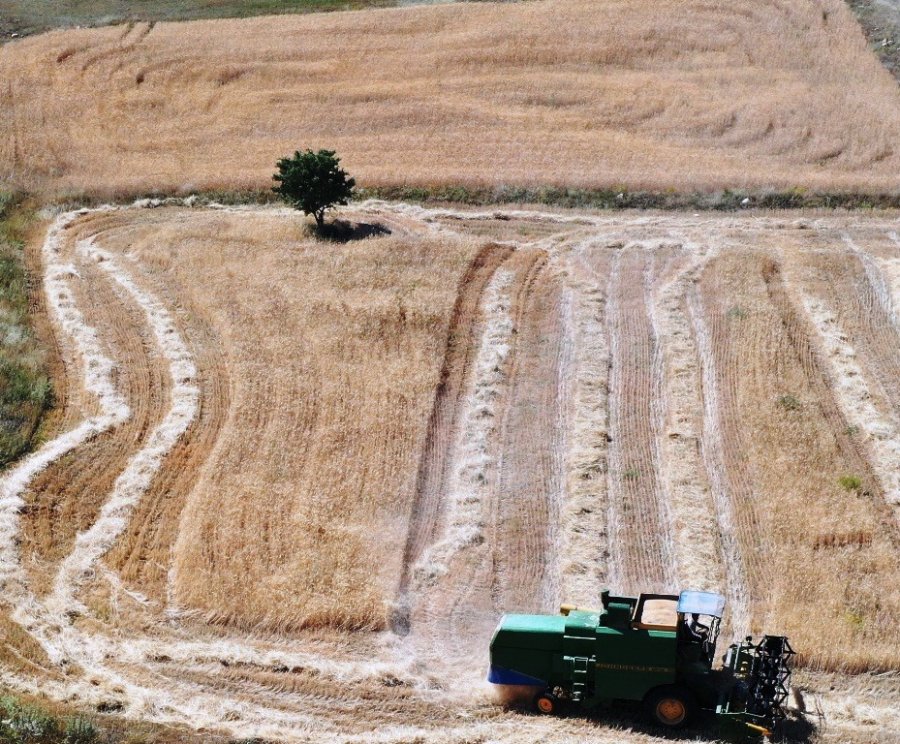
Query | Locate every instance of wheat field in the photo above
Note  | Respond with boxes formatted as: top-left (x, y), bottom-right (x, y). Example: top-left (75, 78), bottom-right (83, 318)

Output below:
top-left (0, 200), bottom-right (896, 742)
top-left (1, 0), bottom-right (900, 198)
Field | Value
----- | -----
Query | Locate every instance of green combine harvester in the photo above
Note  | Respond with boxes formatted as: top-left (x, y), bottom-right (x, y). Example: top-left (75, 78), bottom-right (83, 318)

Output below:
top-left (488, 589), bottom-right (794, 738)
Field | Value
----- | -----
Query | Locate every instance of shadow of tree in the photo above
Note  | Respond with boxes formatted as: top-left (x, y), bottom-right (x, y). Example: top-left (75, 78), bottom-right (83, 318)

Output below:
top-left (314, 219), bottom-right (391, 242)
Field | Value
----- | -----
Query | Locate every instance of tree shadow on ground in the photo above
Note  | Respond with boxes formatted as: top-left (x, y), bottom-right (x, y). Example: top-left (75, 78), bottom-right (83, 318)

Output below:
top-left (314, 219), bottom-right (391, 242)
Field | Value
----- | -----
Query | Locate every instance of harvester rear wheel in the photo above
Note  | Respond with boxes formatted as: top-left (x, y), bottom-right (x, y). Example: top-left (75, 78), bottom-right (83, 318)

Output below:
top-left (534, 692), bottom-right (559, 715)
top-left (644, 685), bottom-right (696, 729)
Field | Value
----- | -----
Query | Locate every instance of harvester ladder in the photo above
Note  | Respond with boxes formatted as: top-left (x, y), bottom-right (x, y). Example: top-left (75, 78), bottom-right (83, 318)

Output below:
top-left (570, 656), bottom-right (592, 702)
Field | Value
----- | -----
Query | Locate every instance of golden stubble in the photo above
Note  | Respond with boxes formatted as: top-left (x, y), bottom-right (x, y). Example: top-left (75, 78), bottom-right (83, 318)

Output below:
top-left (1, 0), bottom-right (899, 198)
top-left (101, 210), bottom-right (481, 632)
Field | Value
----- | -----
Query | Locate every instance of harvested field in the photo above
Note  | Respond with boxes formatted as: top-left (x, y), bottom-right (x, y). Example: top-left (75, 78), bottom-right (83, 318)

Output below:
top-left (2, 0), bottom-right (900, 198)
top-left (0, 200), bottom-right (897, 742)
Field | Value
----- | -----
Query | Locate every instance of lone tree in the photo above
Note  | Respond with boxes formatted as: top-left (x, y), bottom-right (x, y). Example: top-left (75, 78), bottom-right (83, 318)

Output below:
top-left (273, 149), bottom-right (356, 229)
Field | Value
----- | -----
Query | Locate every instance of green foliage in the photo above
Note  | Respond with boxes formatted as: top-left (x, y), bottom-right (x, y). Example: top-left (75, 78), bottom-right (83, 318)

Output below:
top-left (0, 698), bottom-right (101, 744)
top-left (838, 474), bottom-right (863, 492)
top-left (0, 696), bottom-right (60, 743)
top-left (272, 149), bottom-right (355, 228)
top-left (62, 718), bottom-right (99, 744)
top-left (357, 185), bottom-right (900, 212)
top-left (0, 195), bottom-right (53, 468)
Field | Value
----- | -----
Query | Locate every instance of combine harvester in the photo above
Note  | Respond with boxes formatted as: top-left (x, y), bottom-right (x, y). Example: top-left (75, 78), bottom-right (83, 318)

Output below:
top-left (489, 590), bottom-right (794, 739)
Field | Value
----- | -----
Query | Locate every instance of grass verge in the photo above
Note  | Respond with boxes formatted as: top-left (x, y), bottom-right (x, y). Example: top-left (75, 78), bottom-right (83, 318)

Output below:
top-left (40, 184), bottom-right (900, 214)
top-left (0, 0), bottom-right (442, 39)
top-left (360, 184), bottom-right (900, 211)
top-left (0, 192), bottom-right (51, 469)
top-left (0, 691), bottom-right (242, 743)
top-left (0, 696), bottom-right (99, 744)
top-left (846, 0), bottom-right (900, 80)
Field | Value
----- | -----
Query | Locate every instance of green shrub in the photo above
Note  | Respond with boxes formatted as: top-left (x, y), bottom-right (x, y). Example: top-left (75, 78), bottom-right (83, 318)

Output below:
top-left (63, 717), bottom-right (99, 744)
top-left (0, 696), bottom-right (61, 743)
top-left (838, 474), bottom-right (862, 492)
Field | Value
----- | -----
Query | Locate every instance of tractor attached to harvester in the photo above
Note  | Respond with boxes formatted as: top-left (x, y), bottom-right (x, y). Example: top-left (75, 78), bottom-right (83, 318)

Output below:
top-left (488, 589), bottom-right (794, 738)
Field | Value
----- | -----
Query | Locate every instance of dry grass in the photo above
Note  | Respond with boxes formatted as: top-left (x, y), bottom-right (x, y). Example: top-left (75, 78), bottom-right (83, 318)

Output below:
top-left (2, 203), bottom-right (899, 742)
top-left (697, 244), bottom-right (900, 673)
top-left (87, 209), bottom-right (480, 632)
top-left (1, 0), bottom-right (899, 199)
top-left (439, 208), bottom-right (900, 674)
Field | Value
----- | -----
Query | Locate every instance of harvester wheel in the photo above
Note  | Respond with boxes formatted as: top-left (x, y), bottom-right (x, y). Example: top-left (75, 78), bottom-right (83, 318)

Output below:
top-left (534, 692), bottom-right (559, 715)
top-left (644, 685), bottom-right (696, 729)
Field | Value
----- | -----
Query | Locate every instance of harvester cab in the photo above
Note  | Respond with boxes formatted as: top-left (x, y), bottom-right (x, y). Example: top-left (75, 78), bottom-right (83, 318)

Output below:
top-left (674, 590), bottom-right (725, 669)
top-left (488, 589), bottom-right (794, 738)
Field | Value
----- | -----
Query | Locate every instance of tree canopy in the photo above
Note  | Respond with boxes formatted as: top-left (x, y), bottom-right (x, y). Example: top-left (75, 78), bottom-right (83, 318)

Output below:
top-left (273, 149), bottom-right (355, 228)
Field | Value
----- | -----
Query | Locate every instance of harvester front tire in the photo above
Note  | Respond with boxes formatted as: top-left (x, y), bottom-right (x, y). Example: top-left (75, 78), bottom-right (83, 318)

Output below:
top-left (644, 685), bottom-right (696, 729)
top-left (534, 692), bottom-right (559, 715)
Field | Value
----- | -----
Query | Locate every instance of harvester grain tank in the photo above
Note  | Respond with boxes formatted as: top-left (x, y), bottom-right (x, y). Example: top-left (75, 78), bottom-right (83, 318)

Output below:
top-left (488, 589), bottom-right (794, 737)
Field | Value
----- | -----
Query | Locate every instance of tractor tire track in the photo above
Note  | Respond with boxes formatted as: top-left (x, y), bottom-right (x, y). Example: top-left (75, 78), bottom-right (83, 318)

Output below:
top-left (407, 248), bottom-right (542, 667)
top-left (691, 256), bottom-right (761, 636)
top-left (392, 242), bottom-right (513, 634)
top-left (46, 237), bottom-right (199, 614)
top-left (105, 255), bottom-right (230, 606)
top-left (491, 249), bottom-right (564, 614)
top-left (779, 251), bottom-right (900, 526)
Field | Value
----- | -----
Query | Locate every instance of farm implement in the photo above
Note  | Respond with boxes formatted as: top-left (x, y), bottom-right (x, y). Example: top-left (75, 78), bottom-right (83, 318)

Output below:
top-left (488, 589), bottom-right (794, 738)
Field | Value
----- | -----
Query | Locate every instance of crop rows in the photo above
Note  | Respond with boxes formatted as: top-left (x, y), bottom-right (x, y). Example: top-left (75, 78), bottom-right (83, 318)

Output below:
top-left (0, 203), bottom-right (896, 742)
